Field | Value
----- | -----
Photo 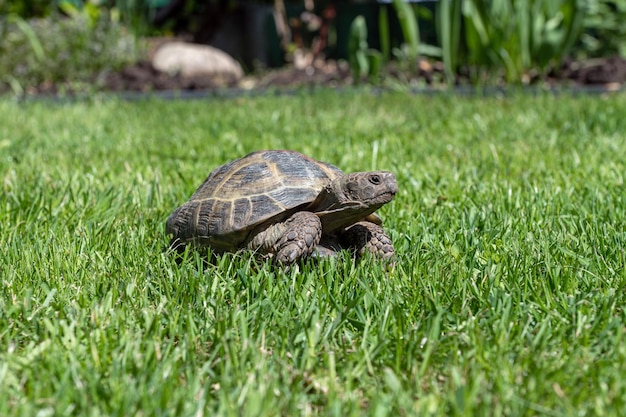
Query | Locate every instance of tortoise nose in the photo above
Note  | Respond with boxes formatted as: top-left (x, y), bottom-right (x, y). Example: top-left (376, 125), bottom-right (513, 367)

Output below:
top-left (383, 172), bottom-right (398, 194)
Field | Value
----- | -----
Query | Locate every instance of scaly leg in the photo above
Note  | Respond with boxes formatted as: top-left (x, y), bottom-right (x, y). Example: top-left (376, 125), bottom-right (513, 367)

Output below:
top-left (341, 221), bottom-right (395, 261)
top-left (248, 211), bottom-right (322, 264)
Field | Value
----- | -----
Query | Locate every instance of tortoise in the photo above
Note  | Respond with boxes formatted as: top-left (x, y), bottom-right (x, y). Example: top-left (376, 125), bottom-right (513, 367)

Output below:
top-left (166, 150), bottom-right (397, 264)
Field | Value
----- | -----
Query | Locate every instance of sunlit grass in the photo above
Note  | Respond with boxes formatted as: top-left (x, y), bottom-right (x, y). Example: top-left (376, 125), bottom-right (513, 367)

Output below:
top-left (1, 91), bottom-right (625, 416)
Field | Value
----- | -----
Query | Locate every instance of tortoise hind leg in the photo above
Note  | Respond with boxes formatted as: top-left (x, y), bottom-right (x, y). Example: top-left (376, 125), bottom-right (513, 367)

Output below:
top-left (248, 211), bottom-right (322, 264)
top-left (341, 221), bottom-right (395, 261)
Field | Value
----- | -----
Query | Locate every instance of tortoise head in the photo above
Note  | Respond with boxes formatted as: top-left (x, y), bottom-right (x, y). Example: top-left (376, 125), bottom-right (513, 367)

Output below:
top-left (340, 171), bottom-right (398, 205)
top-left (311, 171), bottom-right (398, 232)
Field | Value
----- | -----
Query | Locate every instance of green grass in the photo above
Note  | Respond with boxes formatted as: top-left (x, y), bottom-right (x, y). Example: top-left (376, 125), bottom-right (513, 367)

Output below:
top-left (1, 91), bottom-right (625, 416)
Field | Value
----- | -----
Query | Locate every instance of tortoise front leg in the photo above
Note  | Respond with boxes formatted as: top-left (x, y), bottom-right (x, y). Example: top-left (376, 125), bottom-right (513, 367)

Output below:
top-left (341, 221), bottom-right (395, 261)
top-left (248, 211), bottom-right (322, 264)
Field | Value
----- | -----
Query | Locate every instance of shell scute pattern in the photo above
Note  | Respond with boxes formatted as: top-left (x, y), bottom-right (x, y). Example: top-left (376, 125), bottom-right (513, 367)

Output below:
top-left (168, 150), bottom-right (344, 252)
top-left (232, 198), bottom-right (253, 229)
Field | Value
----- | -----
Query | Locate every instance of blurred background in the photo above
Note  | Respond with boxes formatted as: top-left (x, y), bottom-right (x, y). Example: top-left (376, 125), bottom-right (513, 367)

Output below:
top-left (1, 0), bottom-right (625, 95)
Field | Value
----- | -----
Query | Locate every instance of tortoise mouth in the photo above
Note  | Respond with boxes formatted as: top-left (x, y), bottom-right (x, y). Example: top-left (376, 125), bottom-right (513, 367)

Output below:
top-left (374, 189), bottom-right (397, 204)
top-left (384, 189), bottom-right (398, 198)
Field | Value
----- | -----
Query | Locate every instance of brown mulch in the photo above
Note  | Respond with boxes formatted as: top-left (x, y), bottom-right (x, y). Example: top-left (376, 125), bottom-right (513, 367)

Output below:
top-left (6, 55), bottom-right (626, 97)
top-left (102, 55), bottom-right (626, 94)
top-left (102, 59), bottom-right (353, 93)
top-left (556, 56), bottom-right (626, 88)
top-left (103, 60), bottom-right (241, 92)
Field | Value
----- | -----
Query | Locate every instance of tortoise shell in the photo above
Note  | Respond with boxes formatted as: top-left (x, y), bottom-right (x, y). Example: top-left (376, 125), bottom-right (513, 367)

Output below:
top-left (166, 150), bottom-right (343, 252)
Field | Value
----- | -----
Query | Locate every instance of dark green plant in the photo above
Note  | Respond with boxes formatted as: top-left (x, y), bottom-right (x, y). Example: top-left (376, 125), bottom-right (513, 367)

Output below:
top-left (348, 15), bottom-right (369, 81)
top-left (353, 2), bottom-right (441, 84)
top-left (579, 0), bottom-right (626, 58)
top-left (436, 0), bottom-right (462, 83)
top-left (0, 0), bottom-right (53, 18)
top-left (348, 15), bottom-right (382, 84)
top-left (378, 5), bottom-right (390, 62)
top-left (436, 0), bottom-right (584, 84)
top-left (384, 1), bottom-right (441, 70)
top-left (0, 11), bottom-right (140, 95)
top-left (61, 0), bottom-right (155, 36)
top-left (391, 0), bottom-right (419, 66)
top-left (112, 0), bottom-right (154, 35)
top-left (58, 0), bottom-right (101, 27)
top-left (0, 0), bottom-right (156, 36)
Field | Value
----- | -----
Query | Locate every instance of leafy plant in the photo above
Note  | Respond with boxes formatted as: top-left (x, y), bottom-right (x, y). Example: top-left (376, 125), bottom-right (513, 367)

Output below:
top-left (378, 4), bottom-right (391, 62)
top-left (0, 0), bottom-right (53, 18)
top-left (351, 2), bottom-right (441, 84)
top-left (0, 10), bottom-right (140, 95)
top-left (348, 15), bottom-right (382, 83)
top-left (110, 0), bottom-right (155, 35)
top-left (348, 15), bottom-right (369, 81)
top-left (437, 0), bottom-right (585, 84)
top-left (1, 0), bottom-right (156, 36)
top-left (579, 0), bottom-right (626, 58)
top-left (436, 0), bottom-right (462, 83)
top-left (391, 0), bottom-right (419, 66)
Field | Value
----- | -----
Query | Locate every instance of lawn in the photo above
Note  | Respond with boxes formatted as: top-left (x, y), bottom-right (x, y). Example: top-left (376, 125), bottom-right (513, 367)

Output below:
top-left (1, 91), bottom-right (625, 416)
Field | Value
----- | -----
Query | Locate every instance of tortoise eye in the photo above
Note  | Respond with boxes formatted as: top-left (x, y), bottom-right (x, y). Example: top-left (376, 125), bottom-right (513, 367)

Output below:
top-left (369, 175), bottom-right (381, 185)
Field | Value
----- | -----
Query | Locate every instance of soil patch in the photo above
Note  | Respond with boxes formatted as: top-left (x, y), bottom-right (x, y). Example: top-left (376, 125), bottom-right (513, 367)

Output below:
top-left (5, 55), bottom-right (626, 97)
top-left (103, 55), bottom-right (626, 93)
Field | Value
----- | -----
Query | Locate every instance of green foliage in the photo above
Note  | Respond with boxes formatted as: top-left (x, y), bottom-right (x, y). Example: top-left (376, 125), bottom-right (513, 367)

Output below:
top-left (1, 92), bottom-right (626, 416)
top-left (391, 0), bottom-right (419, 65)
top-left (348, 15), bottom-right (370, 81)
top-left (579, 0), bottom-right (626, 57)
top-left (442, 0), bottom-right (584, 83)
top-left (436, 0), bottom-right (462, 83)
top-left (348, 15), bottom-right (382, 83)
top-left (351, 3), bottom-right (440, 84)
top-left (0, 0), bottom-right (53, 18)
top-left (110, 0), bottom-right (154, 35)
top-left (378, 5), bottom-right (391, 62)
top-left (1, 0), bottom-right (155, 36)
top-left (0, 11), bottom-right (139, 95)
top-left (371, 0), bottom-right (623, 84)
top-left (58, 0), bottom-right (102, 26)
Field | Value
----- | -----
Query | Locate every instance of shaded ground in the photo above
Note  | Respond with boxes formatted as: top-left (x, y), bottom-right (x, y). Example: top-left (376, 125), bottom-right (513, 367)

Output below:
top-left (557, 56), bottom-right (626, 87)
top-left (4, 55), bottom-right (624, 97)
top-left (102, 55), bottom-right (626, 94)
